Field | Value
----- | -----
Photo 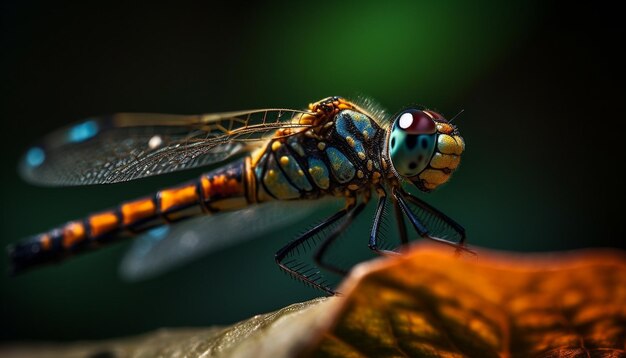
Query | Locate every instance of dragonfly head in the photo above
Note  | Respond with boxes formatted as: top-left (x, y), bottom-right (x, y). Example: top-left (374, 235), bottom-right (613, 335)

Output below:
top-left (387, 108), bottom-right (464, 192)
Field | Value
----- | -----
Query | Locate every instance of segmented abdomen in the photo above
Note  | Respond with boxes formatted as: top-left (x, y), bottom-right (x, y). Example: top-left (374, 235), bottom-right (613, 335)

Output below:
top-left (9, 159), bottom-right (251, 274)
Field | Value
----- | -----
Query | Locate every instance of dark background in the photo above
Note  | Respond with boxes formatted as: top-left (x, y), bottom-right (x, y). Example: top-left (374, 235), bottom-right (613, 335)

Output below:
top-left (1, 1), bottom-right (624, 342)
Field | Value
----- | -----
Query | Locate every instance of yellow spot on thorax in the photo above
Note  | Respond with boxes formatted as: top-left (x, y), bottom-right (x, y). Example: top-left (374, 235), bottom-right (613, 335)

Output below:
top-left (308, 166), bottom-right (329, 188)
top-left (280, 156), bottom-right (290, 166)
top-left (271, 141), bottom-right (282, 151)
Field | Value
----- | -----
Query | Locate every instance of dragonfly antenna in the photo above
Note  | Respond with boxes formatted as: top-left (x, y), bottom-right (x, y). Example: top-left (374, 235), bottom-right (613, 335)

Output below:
top-left (449, 109), bottom-right (465, 123)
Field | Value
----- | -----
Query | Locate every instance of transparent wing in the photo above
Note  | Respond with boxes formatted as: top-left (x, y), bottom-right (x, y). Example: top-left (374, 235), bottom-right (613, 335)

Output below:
top-left (119, 198), bottom-right (341, 281)
top-left (20, 109), bottom-right (314, 186)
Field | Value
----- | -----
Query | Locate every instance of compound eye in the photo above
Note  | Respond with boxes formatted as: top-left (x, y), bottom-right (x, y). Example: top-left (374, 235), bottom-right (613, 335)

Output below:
top-left (423, 110), bottom-right (444, 120)
top-left (397, 109), bottom-right (437, 134)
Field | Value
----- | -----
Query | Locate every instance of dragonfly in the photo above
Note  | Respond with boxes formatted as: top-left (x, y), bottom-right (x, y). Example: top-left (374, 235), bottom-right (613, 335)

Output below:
top-left (9, 96), bottom-right (469, 295)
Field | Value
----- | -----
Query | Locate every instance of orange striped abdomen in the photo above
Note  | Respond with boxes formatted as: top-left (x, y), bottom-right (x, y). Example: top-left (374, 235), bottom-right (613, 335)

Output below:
top-left (9, 158), bottom-right (252, 274)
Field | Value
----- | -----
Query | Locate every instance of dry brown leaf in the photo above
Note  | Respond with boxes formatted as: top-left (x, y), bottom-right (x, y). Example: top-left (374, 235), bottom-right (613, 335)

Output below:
top-left (306, 243), bottom-right (626, 358)
top-left (0, 298), bottom-right (337, 358)
top-left (2, 243), bottom-right (625, 358)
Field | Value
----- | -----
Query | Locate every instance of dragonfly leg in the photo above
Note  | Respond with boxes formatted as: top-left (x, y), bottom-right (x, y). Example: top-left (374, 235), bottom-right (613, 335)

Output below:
top-left (313, 202), bottom-right (367, 276)
top-left (367, 187), bottom-right (401, 256)
top-left (275, 201), bottom-right (357, 295)
top-left (394, 195), bottom-right (409, 245)
top-left (392, 187), bottom-right (475, 255)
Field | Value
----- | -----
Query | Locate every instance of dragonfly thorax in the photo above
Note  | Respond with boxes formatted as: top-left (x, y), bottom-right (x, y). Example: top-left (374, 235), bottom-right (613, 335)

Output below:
top-left (253, 108), bottom-right (388, 201)
top-left (387, 108), bottom-right (465, 192)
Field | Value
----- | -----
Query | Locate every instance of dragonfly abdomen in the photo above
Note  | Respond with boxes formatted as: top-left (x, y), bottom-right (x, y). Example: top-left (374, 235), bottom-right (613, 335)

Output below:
top-left (9, 159), bottom-right (251, 274)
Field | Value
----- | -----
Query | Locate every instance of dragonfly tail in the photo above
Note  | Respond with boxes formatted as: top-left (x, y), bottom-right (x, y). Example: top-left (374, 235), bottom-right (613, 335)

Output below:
top-left (8, 238), bottom-right (60, 276)
top-left (8, 158), bottom-right (252, 275)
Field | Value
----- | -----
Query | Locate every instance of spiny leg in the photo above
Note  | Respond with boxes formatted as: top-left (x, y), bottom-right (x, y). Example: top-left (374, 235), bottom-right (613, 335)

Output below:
top-left (368, 187), bottom-right (401, 256)
top-left (313, 202), bottom-right (367, 276)
top-left (393, 195), bottom-right (409, 245)
top-left (275, 202), bottom-right (355, 295)
top-left (401, 189), bottom-right (466, 246)
top-left (392, 187), bottom-right (475, 255)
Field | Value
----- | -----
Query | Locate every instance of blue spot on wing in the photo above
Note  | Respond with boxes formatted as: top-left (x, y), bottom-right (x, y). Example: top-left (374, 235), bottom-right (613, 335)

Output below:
top-left (135, 226), bottom-right (171, 257)
top-left (25, 147), bottom-right (45, 167)
top-left (148, 225), bottom-right (170, 239)
top-left (68, 120), bottom-right (99, 143)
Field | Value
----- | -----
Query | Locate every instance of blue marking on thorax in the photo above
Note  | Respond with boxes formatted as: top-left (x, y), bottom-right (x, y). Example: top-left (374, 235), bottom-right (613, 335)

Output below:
top-left (263, 153), bottom-right (301, 199)
top-left (352, 138), bottom-right (366, 155)
top-left (326, 147), bottom-right (356, 183)
top-left (25, 147), bottom-right (45, 167)
top-left (287, 136), bottom-right (306, 156)
top-left (335, 112), bottom-right (352, 138)
top-left (307, 157), bottom-right (330, 189)
top-left (277, 152), bottom-right (312, 191)
top-left (349, 110), bottom-right (377, 138)
top-left (336, 110), bottom-right (368, 156)
top-left (68, 120), bottom-right (99, 143)
top-left (336, 110), bottom-right (377, 139)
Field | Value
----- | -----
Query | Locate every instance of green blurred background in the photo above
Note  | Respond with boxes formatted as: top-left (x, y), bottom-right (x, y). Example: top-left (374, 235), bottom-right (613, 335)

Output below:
top-left (1, 0), bottom-right (624, 342)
